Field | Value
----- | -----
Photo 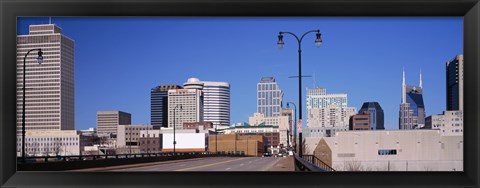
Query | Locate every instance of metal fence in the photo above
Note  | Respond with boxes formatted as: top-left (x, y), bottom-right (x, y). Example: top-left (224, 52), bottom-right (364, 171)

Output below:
top-left (294, 154), bottom-right (335, 172)
top-left (18, 151), bottom-right (245, 164)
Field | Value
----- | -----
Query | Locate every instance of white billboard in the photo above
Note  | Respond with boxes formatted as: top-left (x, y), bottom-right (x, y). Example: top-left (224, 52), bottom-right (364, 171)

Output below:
top-left (162, 133), bottom-right (206, 149)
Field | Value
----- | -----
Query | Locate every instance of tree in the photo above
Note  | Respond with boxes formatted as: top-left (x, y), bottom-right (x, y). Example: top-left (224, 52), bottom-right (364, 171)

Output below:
top-left (343, 160), bottom-right (363, 171)
top-left (302, 138), bottom-right (307, 155)
top-left (53, 140), bottom-right (62, 156)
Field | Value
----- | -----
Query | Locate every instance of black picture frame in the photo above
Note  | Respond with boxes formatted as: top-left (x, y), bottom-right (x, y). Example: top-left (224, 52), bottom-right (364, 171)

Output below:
top-left (1, 0), bottom-right (479, 188)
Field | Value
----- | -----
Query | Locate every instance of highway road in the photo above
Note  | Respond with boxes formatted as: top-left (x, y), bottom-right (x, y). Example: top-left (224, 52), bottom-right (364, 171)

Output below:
top-left (109, 157), bottom-right (285, 171)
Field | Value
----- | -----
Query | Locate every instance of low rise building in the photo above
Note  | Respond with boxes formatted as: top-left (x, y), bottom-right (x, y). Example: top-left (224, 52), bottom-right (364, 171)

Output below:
top-left (183, 122), bottom-right (213, 130)
top-left (223, 123), bottom-right (280, 147)
top-left (249, 112), bottom-right (290, 147)
top-left (17, 130), bottom-right (86, 156)
top-left (312, 130), bottom-right (463, 171)
top-left (116, 125), bottom-right (160, 154)
top-left (425, 111), bottom-right (463, 136)
top-left (208, 134), bottom-right (264, 156)
top-left (349, 112), bottom-right (371, 130)
top-left (139, 130), bottom-right (162, 153)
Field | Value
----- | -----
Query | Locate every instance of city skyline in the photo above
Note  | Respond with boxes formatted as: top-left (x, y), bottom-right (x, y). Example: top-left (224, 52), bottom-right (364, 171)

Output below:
top-left (17, 17), bottom-right (463, 130)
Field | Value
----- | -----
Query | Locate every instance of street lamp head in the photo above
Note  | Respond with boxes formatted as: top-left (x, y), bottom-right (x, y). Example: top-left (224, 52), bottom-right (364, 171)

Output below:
top-left (286, 103), bottom-right (290, 108)
top-left (277, 34), bottom-right (284, 49)
top-left (37, 50), bottom-right (43, 64)
top-left (315, 32), bottom-right (322, 48)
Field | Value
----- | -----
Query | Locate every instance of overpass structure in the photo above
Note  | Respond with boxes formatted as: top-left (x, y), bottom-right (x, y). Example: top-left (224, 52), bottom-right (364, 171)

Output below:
top-left (17, 152), bottom-right (334, 172)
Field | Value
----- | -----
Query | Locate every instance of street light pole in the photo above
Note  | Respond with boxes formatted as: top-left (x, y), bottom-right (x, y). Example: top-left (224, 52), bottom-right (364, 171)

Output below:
top-left (173, 104), bottom-right (182, 153)
top-left (278, 30), bottom-right (322, 158)
top-left (286, 102), bottom-right (297, 151)
top-left (21, 48), bottom-right (43, 163)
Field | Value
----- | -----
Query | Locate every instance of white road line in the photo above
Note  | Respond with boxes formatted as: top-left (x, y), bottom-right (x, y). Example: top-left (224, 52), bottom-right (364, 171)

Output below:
top-left (225, 168), bottom-right (231, 170)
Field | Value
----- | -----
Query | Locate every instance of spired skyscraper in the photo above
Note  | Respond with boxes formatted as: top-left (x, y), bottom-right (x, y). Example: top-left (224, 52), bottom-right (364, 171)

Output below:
top-left (257, 77), bottom-right (283, 117)
top-left (399, 69), bottom-right (426, 129)
top-left (16, 24), bottom-right (75, 133)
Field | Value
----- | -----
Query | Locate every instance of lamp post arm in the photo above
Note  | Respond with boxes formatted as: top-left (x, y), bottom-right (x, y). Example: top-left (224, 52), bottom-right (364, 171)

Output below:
top-left (21, 48), bottom-right (42, 163)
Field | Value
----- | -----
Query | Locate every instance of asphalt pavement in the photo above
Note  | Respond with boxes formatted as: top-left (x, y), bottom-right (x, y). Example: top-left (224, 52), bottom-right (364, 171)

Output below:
top-left (109, 157), bottom-right (285, 171)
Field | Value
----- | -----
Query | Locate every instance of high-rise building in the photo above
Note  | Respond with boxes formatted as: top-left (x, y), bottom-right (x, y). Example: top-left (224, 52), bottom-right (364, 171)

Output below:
top-left (168, 88), bottom-right (204, 129)
top-left (399, 69), bottom-right (426, 129)
top-left (96, 111), bottom-right (131, 136)
top-left (183, 78), bottom-right (230, 128)
top-left (16, 24), bottom-right (75, 133)
top-left (201, 81), bottom-right (230, 128)
top-left (306, 87), bottom-right (356, 137)
top-left (257, 77), bottom-right (283, 117)
top-left (359, 102), bottom-right (385, 130)
top-left (446, 54), bottom-right (464, 111)
top-left (151, 85), bottom-right (183, 127)
top-left (307, 87), bottom-right (346, 108)
top-left (306, 87), bottom-right (355, 128)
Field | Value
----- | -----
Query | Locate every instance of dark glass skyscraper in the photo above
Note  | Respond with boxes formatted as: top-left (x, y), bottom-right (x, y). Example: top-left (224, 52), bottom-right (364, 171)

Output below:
top-left (359, 102), bottom-right (385, 130)
top-left (446, 54), bottom-right (464, 111)
top-left (151, 85), bottom-right (182, 127)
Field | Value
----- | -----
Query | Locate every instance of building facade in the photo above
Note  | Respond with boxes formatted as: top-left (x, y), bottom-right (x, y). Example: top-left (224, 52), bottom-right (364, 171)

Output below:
top-left (138, 130), bottom-right (162, 153)
top-left (151, 85), bottom-right (182, 127)
top-left (248, 113), bottom-right (289, 147)
top-left (223, 123), bottom-right (280, 147)
top-left (257, 77), bottom-right (283, 117)
top-left (425, 111), bottom-right (463, 136)
top-left (306, 87), bottom-right (346, 109)
top-left (313, 130), bottom-right (463, 171)
top-left (202, 81), bottom-right (230, 128)
top-left (96, 111), bottom-right (131, 136)
top-left (399, 69), bottom-right (426, 129)
top-left (16, 130), bottom-right (85, 156)
top-left (167, 88), bottom-right (204, 129)
top-left (358, 102), bottom-right (385, 130)
top-left (116, 124), bottom-right (159, 150)
top-left (446, 54), bottom-right (464, 112)
top-left (16, 24), bottom-right (75, 134)
top-left (349, 112), bottom-right (371, 130)
top-left (208, 134), bottom-right (264, 156)
top-left (306, 87), bottom-right (355, 131)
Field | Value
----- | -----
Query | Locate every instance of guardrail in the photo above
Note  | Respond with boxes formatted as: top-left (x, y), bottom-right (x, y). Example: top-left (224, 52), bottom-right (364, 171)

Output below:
top-left (18, 151), bottom-right (245, 164)
top-left (17, 151), bottom-right (245, 171)
top-left (294, 154), bottom-right (335, 172)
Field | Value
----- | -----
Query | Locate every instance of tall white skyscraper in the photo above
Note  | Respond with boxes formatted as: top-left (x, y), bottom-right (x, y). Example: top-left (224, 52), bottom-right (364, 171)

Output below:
top-left (16, 24), bottom-right (75, 134)
top-left (202, 81), bottom-right (230, 128)
top-left (257, 77), bottom-right (283, 117)
top-left (183, 78), bottom-right (230, 128)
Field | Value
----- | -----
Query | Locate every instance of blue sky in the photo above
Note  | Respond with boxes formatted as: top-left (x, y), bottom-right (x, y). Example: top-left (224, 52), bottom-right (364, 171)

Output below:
top-left (18, 17), bottom-right (463, 130)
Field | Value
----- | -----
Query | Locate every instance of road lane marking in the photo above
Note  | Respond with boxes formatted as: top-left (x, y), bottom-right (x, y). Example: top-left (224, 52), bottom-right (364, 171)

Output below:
top-left (225, 168), bottom-right (231, 170)
top-left (175, 158), bottom-right (247, 171)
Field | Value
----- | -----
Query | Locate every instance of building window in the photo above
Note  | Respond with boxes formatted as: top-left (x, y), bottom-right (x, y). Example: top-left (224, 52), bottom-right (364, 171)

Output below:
top-left (378, 149), bottom-right (397, 155)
